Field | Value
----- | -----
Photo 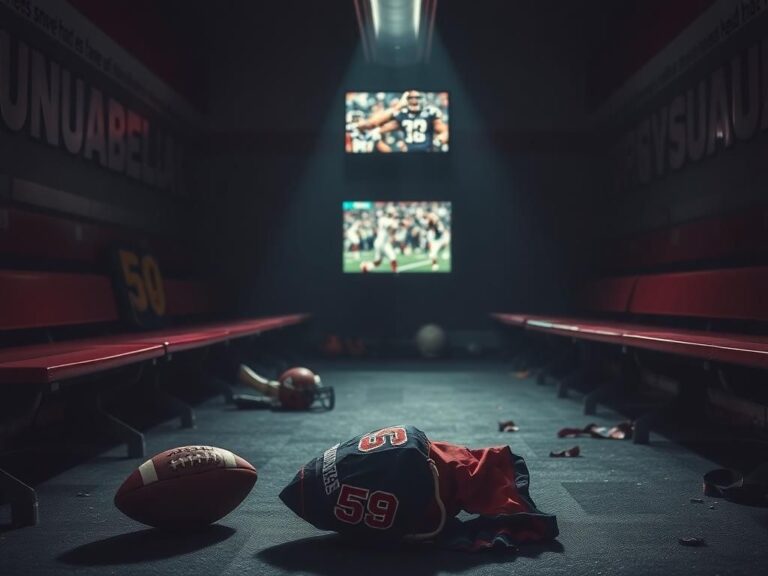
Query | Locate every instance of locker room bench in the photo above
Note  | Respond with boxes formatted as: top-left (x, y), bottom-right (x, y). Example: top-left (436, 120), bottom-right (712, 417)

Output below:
top-left (0, 268), bottom-right (309, 527)
top-left (492, 266), bottom-right (768, 440)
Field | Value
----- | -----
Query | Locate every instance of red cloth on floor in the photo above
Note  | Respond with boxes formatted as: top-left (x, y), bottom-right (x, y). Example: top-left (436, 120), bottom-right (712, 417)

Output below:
top-left (420, 440), bottom-right (558, 550)
top-left (430, 441), bottom-right (533, 517)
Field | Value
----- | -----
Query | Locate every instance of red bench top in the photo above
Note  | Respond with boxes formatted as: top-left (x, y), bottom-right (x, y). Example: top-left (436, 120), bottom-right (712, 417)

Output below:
top-left (493, 266), bottom-right (768, 368)
top-left (0, 313), bottom-right (311, 383)
top-left (496, 314), bottom-right (768, 369)
top-left (101, 314), bottom-right (311, 354)
top-left (101, 327), bottom-right (233, 354)
top-left (0, 267), bottom-right (311, 383)
top-left (622, 328), bottom-right (768, 370)
top-left (0, 342), bottom-right (165, 384)
top-left (490, 313), bottom-right (528, 326)
top-left (205, 313), bottom-right (310, 337)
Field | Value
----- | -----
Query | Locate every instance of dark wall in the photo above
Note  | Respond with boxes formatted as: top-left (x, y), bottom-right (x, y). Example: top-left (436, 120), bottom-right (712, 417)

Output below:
top-left (0, 1), bottom-right (209, 275)
top-left (588, 0), bottom-right (768, 267)
top-left (202, 1), bottom-right (600, 336)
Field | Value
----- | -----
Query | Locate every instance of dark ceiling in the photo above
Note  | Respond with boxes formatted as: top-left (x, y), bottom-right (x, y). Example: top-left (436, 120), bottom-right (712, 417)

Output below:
top-left (68, 0), bottom-right (717, 125)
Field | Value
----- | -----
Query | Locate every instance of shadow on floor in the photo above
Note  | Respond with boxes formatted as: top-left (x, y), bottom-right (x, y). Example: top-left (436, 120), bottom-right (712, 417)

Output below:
top-left (57, 525), bottom-right (236, 565)
top-left (258, 534), bottom-right (564, 575)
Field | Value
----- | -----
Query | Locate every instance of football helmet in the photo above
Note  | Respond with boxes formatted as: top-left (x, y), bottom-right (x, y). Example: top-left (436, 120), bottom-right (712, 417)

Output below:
top-left (278, 367), bottom-right (334, 411)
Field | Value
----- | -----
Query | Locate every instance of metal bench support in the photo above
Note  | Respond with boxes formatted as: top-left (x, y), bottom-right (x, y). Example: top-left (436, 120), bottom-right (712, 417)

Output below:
top-left (0, 467), bottom-right (38, 527)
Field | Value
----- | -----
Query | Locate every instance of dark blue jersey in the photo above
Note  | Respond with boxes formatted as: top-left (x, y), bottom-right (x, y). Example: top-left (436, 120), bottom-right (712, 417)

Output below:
top-left (392, 106), bottom-right (442, 152)
top-left (279, 426), bottom-right (435, 541)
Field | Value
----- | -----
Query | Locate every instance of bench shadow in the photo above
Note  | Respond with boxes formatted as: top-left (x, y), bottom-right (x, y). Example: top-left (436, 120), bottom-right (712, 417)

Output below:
top-left (57, 524), bottom-right (236, 565)
top-left (257, 534), bottom-right (564, 575)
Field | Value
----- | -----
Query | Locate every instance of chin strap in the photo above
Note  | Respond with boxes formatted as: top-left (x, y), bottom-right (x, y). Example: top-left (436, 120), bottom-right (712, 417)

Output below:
top-left (404, 459), bottom-right (446, 541)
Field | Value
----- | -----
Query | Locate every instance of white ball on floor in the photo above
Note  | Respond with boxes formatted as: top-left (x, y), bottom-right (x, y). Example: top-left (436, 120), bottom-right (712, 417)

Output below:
top-left (415, 324), bottom-right (446, 358)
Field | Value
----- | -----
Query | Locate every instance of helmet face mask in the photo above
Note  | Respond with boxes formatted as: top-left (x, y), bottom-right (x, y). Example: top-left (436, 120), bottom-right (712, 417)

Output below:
top-left (278, 368), bottom-right (335, 411)
top-left (312, 383), bottom-right (335, 411)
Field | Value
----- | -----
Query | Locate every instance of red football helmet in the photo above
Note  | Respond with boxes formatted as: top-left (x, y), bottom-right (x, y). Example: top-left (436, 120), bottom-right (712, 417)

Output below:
top-left (277, 367), bottom-right (334, 411)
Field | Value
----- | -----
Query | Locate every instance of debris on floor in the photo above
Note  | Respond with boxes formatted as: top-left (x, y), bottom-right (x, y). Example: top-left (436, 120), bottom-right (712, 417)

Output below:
top-left (703, 464), bottom-right (768, 507)
top-left (557, 421), bottom-right (633, 440)
top-left (498, 420), bottom-right (520, 432)
top-left (678, 537), bottom-right (707, 547)
top-left (549, 446), bottom-right (580, 458)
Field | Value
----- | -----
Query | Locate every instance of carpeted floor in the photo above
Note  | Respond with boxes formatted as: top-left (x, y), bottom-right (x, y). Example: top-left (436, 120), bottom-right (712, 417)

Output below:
top-left (1, 361), bottom-right (767, 575)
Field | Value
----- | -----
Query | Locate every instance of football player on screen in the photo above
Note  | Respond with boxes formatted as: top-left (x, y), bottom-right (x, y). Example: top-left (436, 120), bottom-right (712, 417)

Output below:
top-left (361, 205), bottom-right (401, 273)
top-left (346, 110), bottom-right (393, 153)
top-left (426, 211), bottom-right (450, 271)
top-left (353, 91), bottom-right (449, 153)
top-left (344, 215), bottom-right (363, 260)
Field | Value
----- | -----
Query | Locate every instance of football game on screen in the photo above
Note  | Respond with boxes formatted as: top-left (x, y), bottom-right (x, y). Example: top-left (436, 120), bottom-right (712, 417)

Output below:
top-left (345, 91), bottom-right (450, 153)
top-left (343, 201), bottom-right (452, 274)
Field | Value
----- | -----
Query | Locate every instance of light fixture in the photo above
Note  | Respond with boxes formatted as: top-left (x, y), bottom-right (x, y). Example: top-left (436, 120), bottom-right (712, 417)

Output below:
top-left (354, 0), bottom-right (438, 66)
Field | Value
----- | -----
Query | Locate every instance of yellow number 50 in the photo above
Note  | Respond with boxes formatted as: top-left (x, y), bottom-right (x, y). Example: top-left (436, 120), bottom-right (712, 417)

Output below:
top-left (119, 250), bottom-right (166, 316)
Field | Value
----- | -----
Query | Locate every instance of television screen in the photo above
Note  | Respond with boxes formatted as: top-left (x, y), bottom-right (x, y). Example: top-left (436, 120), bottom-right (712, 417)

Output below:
top-left (345, 91), bottom-right (450, 154)
top-left (343, 201), bottom-right (452, 273)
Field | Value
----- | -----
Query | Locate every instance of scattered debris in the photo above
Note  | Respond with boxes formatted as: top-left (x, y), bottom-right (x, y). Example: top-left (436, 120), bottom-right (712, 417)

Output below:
top-left (498, 420), bottom-right (520, 432)
top-left (557, 421), bottom-right (633, 440)
top-left (678, 537), bottom-right (706, 547)
top-left (689, 498), bottom-right (704, 504)
top-left (703, 464), bottom-right (768, 506)
top-left (549, 446), bottom-right (580, 458)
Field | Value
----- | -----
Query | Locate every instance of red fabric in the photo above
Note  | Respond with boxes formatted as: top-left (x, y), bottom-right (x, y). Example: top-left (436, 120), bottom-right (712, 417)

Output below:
top-left (605, 206), bottom-right (768, 270)
top-left (163, 280), bottom-right (213, 317)
top-left (0, 205), bottom-right (195, 271)
top-left (423, 441), bottom-right (558, 550)
top-left (630, 267), bottom-right (768, 321)
top-left (429, 441), bottom-right (534, 518)
top-left (0, 270), bottom-right (119, 330)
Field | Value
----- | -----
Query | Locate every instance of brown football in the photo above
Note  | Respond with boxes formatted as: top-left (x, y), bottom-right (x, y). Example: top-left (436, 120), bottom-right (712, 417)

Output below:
top-left (114, 445), bottom-right (257, 529)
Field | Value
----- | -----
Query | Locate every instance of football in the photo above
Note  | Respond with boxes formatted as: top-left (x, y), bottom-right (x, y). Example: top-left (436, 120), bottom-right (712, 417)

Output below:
top-left (114, 445), bottom-right (258, 529)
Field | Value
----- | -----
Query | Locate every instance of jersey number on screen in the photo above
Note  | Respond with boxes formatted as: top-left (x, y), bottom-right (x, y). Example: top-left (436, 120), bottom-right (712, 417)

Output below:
top-left (401, 119), bottom-right (428, 143)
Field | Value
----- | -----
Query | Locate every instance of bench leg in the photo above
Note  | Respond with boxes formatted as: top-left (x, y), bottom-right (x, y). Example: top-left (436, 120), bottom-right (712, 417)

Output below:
top-left (557, 369), bottom-right (582, 399)
top-left (583, 376), bottom-right (623, 415)
top-left (96, 405), bottom-right (145, 459)
top-left (535, 369), bottom-right (548, 386)
top-left (632, 401), bottom-right (676, 445)
top-left (208, 375), bottom-right (235, 404)
top-left (584, 386), bottom-right (609, 415)
top-left (153, 385), bottom-right (195, 429)
top-left (633, 411), bottom-right (654, 445)
top-left (0, 467), bottom-right (38, 527)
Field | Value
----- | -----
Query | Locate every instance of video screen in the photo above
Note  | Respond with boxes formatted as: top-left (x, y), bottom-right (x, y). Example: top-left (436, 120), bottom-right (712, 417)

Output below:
top-left (345, 91), bottom-right (450, 154)
top-left (343, 201), bottom-right (452, 273)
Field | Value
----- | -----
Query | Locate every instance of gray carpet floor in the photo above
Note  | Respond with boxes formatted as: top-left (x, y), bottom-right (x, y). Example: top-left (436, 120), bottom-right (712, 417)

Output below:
top-left (1, 360), bottom-right (767, 575)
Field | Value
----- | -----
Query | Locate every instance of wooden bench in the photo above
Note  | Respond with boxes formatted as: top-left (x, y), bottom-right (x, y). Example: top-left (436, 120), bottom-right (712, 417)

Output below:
top-left (0, 202), bottom-right (310, 528)
top-left (0, 267), bottom-right (309, 527)
top-left (493, 266), bottom-right (768, 442)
